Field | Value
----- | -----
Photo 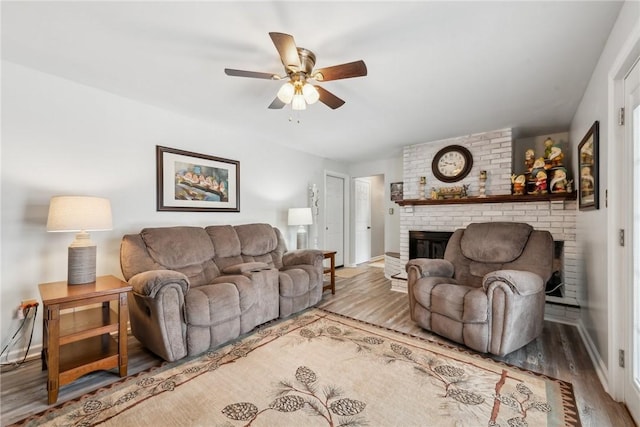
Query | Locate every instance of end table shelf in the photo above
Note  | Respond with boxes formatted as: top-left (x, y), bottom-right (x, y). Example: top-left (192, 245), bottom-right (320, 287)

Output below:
top-left (38, 275), bottom-right (132, 404)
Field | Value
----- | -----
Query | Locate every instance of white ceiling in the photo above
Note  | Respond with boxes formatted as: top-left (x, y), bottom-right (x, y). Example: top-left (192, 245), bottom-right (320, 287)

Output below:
top-left (1, 1), bottom-right (623, 163)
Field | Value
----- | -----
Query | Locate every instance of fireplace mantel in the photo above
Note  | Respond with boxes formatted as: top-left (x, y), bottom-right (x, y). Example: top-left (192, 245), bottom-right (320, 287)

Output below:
top-left (395, 192), bottom-right (576, 206)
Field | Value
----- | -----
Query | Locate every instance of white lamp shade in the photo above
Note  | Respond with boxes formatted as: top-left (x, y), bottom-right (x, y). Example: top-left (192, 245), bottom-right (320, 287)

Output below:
top-left (302, 84), bottom-right (320, 104)
top-left (277, 82), bottom-right (295, 103)
top-left (46, 196), bottom-right (113, 232)
top-left (291, 93), bottom-right (307, 111)
top-left (288, 207), bottom-right (313, 226)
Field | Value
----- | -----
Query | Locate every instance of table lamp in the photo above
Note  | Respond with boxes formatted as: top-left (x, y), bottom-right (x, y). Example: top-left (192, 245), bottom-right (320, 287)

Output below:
top-left (46, 196), bottom-right (113, 284)
top-left (288, 207), bottom-right (313, 249)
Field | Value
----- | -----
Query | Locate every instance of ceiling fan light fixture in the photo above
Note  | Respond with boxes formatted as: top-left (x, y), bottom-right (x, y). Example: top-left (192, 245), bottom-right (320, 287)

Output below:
top-left (292, 93), bottom-right (306, 110)
top-left (302, 83), bottom-right (320, 104)
top-left (277, 82), bottom-right (295, 103)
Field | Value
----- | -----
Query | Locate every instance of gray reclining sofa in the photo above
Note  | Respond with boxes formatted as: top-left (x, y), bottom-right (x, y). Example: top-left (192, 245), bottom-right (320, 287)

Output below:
top-left (120, 223), bottom-right (323, 361)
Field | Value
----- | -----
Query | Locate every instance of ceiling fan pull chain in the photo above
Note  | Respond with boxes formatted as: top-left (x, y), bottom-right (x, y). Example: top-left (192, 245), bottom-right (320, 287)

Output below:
top-left (288, 111), bottom-right (302, 124)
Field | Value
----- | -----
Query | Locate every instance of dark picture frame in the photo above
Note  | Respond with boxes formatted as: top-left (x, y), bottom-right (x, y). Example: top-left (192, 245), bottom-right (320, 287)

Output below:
top-left (156, 145), bottom-right (240, 212)
top-left (577, 121), bottom-right (599, 210)
top-left (390, 182), bottom-right (404, 201)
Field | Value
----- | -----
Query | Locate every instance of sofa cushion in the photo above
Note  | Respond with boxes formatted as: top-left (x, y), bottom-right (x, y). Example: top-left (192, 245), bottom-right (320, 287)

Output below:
top-left (431, 283), bottom-right (475, 322)
top-left (235, 223), bottom-right (278, 256)
top-left (460, 222), bottom-right (532, 263)
top-left (185, 283), bottom-right (242, 327)
top-left (141, 227), bottom-right (215, 269)
top-left (206, 225), bottom-right (241, 258)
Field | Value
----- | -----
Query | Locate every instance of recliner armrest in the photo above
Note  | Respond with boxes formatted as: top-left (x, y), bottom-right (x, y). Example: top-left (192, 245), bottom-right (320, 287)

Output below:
top-left (483, 269), bottom-right (543, 296)
top-left (283, 249), bottom-right (323, 267)
top-left (128, 270), bottom-right (190, 298)
top-left (406, 258), bottom-right (454, 278)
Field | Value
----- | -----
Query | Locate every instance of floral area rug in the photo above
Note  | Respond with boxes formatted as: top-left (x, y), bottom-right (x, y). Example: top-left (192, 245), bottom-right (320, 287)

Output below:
top-left (14, 309), bottom-right (580, 426)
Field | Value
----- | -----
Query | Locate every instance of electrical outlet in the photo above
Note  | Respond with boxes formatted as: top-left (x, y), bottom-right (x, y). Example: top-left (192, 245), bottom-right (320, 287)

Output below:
top-left (19, 299), bottom-right (39, 318)
top-left (21, 299), bottom-right (38, 308)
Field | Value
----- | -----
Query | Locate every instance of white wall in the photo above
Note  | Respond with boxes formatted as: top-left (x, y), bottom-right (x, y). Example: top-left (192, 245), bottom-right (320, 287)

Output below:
top-left (569, 0), bottom-right (639, 375)
top-left (0, 61), bottom-right (346, 357)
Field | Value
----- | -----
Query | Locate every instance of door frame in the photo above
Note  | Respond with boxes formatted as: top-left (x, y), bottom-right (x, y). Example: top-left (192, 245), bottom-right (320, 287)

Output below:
top-left (608, 23), bottom-right (640, 403)
top-left (623, 57), bottom-right (640, 422)
top-left (324, 170), bottom-right (351, 267)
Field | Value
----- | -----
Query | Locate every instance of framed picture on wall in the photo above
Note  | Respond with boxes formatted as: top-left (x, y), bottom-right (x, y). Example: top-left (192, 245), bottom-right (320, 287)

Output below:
top-left (156, 145), bottom-right (240, 212)
top-left (577, 121), bottom-right (599, 210)
top-left (390, 182), bottom-right (403, 201)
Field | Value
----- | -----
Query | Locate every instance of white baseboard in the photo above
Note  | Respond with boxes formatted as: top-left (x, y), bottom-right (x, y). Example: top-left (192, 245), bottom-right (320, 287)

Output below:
top-left (576, 321), bottom-right (610, 395)
top-left (543, 313), bottom-right (579, 326)
top-left (2, 343), bottom-right (42, 365)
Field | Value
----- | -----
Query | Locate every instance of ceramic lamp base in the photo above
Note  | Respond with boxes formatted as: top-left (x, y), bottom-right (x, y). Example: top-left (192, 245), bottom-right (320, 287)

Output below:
top-left (296, 226), bottom-right (308, 249)
top-left (68, 245), bottom-right (96, 284)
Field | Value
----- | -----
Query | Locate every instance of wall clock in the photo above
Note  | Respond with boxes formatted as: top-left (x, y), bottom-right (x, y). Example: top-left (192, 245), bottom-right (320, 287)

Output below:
top-left (431, 145), bottom-right (473, 183)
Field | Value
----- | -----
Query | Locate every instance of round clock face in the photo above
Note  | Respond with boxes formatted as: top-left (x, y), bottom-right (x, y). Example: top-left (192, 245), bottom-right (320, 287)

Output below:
top-left (431, 145), bottom-right (473, 183)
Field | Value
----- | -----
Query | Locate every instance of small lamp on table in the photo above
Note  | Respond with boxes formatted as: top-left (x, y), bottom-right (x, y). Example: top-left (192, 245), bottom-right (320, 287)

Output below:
top-left (288, 207), bottom-right (313, 249)
top-left (46, 196), bottom-right (113, 285)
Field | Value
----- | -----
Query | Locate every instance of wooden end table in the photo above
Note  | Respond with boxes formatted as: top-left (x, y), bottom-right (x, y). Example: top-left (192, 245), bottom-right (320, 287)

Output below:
top-left (38, 275), bottom-right (132, 404)
top-left (322, 251), bottom-right (337, 294)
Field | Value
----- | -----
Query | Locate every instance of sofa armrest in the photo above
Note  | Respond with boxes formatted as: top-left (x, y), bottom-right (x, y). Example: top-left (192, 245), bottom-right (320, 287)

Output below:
top-left (283, 249), bottom-right (323, 267)
top-left (128, 270), bottom-right (190, 298)
top-left (222, 262), bottom-right (270, 275)
top-left (406, 258), bottom-right (454, 278)
top-left (482, 270), bottom-right (543, 296)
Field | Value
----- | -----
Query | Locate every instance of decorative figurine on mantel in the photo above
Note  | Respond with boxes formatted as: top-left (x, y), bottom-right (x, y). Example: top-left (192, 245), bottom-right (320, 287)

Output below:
top-left (525, 149), bottom-right (535, 172)
top-left (418, 176), bottom-right (426, 200)
top-left (478, 170), bottom-right (487, 198)
top-left (461, 184), bottom-right (470, 198)
top-left (544, 137), bottom-right (555, 159)
top-left (430, 187), bottom-right (438, 200)
top-left (549, 146), bottom-right (564, 167)
top-left (532, 157), bottom-right (546, 171)
top-left (549, 168), bottom-right (568, 193)
top-left (532, 169), bottom-right (548, 194)
top-left (511, 174), bottom-right (526, 195)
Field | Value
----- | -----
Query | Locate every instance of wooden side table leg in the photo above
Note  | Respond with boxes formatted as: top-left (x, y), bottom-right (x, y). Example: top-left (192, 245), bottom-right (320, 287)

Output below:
top-left (41, 309), bottom-right (48, 371)
top-left (118, 292), bottom-right (129, 377)
top-left (330, 253), bottom-right (336, 295)
top-left (46, 304), bottom-right (60, 405)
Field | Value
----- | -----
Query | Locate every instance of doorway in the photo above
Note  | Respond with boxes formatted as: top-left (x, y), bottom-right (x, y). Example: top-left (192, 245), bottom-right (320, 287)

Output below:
top-left (325, 172), bottom-right (347, 267)
top-left (354, 175), bottom-right (385, 265)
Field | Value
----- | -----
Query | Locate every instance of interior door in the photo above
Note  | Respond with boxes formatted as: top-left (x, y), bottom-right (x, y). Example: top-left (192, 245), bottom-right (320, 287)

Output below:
top-left (624, 58), bottom-right (640, 424)
top-left (325, 174), bottom-right (345, 267)
top-left (354, 178), bottom-right (371, 264)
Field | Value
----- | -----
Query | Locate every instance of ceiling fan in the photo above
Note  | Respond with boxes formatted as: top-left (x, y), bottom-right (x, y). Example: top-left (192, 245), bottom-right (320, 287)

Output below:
top-left (224, 32), bottom-right (367, 110)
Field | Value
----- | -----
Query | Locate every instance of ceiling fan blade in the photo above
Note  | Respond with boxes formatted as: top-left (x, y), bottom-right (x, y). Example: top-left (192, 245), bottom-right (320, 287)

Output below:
top-left (316, 86), bottom-right (345, 109)
top-left (269, 32), bottom-right (301, 73)
top-left (224, 68), bottom-right (279, 79)
top-left (313, 60), bottom-right (367, 82)
top-left (268, 97), bottom-right (286, 109)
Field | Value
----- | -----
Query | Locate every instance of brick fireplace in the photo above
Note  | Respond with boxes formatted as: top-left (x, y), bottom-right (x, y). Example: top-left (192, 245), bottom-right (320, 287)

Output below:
top-left (390, 128), bottom-right (580, 323)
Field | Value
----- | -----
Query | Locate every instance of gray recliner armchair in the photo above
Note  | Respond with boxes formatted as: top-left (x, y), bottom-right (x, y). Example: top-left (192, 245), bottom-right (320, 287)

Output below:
top-left (406, 222), bottom-right (553, 356)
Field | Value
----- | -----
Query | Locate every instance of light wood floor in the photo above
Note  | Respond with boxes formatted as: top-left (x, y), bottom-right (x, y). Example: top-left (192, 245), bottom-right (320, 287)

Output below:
top-left (1, 264), bottom-right (636, 426)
